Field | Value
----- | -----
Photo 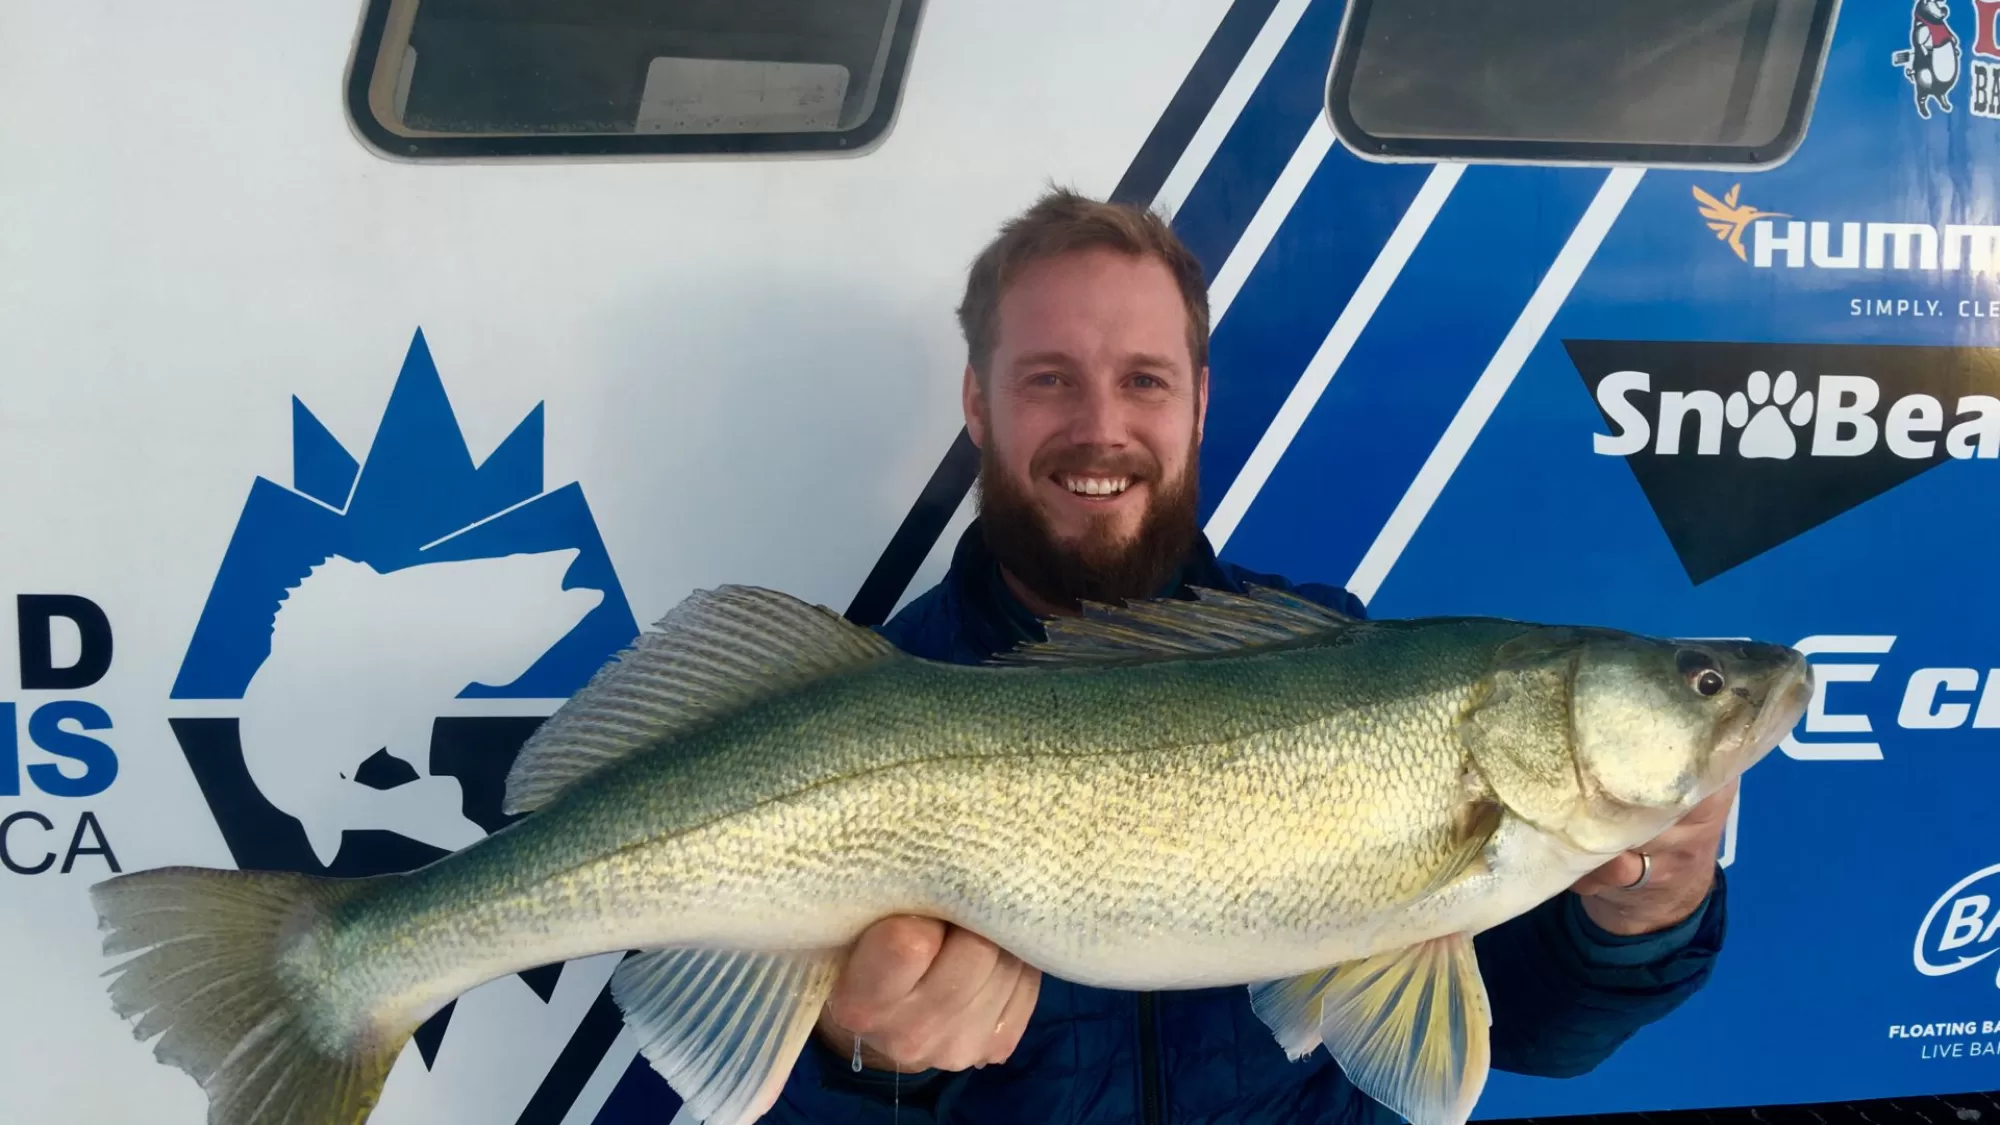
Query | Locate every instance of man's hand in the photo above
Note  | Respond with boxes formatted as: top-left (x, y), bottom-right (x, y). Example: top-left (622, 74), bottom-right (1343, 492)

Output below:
top-left (815, 916), bottom-right (1042, 1074)
top-left (1570, 780), bottom-right (1736, 936)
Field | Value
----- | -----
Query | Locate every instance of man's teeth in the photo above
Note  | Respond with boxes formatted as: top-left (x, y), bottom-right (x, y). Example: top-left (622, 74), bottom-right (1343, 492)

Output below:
top-left (1063, 476), bottom-right (1131, 497)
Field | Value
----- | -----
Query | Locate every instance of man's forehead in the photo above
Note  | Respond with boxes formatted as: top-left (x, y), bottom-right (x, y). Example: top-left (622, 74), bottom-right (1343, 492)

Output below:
top-left (993, 249), bottom-right (1193, 364)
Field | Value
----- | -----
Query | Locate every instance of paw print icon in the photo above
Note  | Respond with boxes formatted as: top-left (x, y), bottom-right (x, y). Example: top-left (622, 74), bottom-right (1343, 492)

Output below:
top-left (1726, 370), bottom-right (1815, 459)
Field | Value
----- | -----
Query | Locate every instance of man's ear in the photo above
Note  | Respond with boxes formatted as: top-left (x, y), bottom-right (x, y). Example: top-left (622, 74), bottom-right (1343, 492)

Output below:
top-left (963, 363), bottom-right (987, 448)
top-left (1195, 364), bottom-right (1210, 443)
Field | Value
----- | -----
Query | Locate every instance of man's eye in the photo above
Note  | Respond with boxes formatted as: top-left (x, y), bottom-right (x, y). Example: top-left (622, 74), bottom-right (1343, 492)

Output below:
top-left (1131, 374), bottom-right (1163, 389)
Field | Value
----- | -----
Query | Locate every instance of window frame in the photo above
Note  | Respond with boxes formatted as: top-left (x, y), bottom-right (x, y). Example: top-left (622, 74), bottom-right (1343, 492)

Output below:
top-left (1321, 0), bottom-right (1843, 169)
top-left (342, 0), bottom-right (928, 160)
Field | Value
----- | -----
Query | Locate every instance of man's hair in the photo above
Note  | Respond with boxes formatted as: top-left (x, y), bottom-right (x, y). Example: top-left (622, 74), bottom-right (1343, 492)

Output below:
top-left (956, 187), bottom-right (1210, 382)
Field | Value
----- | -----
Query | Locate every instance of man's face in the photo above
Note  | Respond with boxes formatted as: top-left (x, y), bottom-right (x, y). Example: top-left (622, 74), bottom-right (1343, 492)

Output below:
top-left (963, 246), bottom-right (1209, 610)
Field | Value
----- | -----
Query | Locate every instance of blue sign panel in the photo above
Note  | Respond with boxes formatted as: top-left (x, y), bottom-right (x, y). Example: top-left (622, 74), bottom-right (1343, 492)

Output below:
top-left (1194, 0), bottom-right (2000, 1113)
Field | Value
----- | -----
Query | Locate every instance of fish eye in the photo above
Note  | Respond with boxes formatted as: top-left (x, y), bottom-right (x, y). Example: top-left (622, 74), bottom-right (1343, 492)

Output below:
top-left (1675, 649), bottom-right (1726, 697)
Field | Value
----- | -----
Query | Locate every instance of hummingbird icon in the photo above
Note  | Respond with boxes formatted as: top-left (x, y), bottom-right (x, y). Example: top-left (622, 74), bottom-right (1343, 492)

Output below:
top-left (1694, 184), bottom-right (1789, 262)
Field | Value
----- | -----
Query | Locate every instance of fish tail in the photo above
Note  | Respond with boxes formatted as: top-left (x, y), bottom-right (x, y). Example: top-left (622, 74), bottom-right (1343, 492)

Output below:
top-left (90, 865), bottom-right (405, 1125)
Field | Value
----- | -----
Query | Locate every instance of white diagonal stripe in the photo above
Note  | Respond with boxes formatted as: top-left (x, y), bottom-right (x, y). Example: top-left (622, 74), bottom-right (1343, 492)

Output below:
top-left (1206, 115), bottom-right (1335, 327)
top-left (1152, 0), bottom-right (1314, 219)
top-left (560, 1026), bottom-right (640, 1125)
top-left (1204, 160), bottom-right (1466, 552)
top-left (1720, 783), bottom-right (1740, 868)
top-left (1345, 167), bottom-right (1646, 605)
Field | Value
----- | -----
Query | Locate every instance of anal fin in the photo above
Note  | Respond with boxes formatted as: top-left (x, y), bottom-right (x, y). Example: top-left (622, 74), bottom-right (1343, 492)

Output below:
top-left (1249, 933), bottom-right (1491, 1125)
top-left (610, 946), bottom-right (840, 1125)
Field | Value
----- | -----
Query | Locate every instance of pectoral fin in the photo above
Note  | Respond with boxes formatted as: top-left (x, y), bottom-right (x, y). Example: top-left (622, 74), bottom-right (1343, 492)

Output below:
top-left (1414, 797), bottom-right (1501, 901)
top-left (610, 946), bottom-right (841, 1125)
top-left (1249, 933), bottom-right (1492, 1125)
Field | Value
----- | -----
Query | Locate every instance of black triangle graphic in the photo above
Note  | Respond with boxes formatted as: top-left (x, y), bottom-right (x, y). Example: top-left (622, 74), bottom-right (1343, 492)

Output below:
top-left (519, 963), bottom-right (564, 1003)
top-left (415, 1001), bottom-right (455, 1069)
top-left (1565, 339), bottom-right (2000, 584)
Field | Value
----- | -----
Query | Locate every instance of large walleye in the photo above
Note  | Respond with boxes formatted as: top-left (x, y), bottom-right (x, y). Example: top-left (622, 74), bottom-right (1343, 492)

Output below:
top-left (90, 584), bottom-right (1811, 1125)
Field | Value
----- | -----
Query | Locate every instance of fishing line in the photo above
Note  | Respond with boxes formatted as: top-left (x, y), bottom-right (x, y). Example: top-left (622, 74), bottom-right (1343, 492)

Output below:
top-left (847, 1034), bottom-right (900, 1122)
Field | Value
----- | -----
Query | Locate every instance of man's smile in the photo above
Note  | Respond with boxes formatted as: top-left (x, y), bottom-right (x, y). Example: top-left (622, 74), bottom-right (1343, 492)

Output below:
top-left (1058, 474), bottom-right (1134, 499)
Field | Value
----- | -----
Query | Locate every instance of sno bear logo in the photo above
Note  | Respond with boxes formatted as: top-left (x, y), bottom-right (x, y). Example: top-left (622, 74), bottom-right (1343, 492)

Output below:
top-left (1570, 337), bottom-right (2000, 586)
top-left (1725, 370), bottom-right (1817, 459)
top-left (1892, 0), bottom-right (1961, 119)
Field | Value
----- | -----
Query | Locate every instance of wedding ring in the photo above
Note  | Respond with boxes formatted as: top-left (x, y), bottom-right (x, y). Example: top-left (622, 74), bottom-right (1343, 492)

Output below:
top-left (1622, 850), bottom-right (1653, 891)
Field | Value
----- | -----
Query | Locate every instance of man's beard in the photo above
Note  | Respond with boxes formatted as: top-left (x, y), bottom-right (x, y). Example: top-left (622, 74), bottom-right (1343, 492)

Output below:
top-left (975, 435), bottom-right (1200, 614)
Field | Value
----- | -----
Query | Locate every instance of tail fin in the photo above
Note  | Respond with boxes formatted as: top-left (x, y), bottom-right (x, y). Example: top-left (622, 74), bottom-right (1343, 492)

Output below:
top-left (90, 866), bottom-right (407, 1125)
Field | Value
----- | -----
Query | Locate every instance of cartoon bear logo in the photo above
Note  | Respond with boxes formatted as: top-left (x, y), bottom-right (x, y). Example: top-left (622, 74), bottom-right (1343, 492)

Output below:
top-left (1892, 0), bottom-right (1962, 118)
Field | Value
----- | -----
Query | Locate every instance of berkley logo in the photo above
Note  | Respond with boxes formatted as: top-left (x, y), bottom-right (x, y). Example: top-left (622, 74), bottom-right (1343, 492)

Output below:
top-left (1887, 0), bottom-right (2000, 121)
top-left (1914, 863), bottom-right (2000, 987)
top-left (1567, 339), bottom-right (2000, 583)
top-left (1694, 184), bottom-right (2000, 272)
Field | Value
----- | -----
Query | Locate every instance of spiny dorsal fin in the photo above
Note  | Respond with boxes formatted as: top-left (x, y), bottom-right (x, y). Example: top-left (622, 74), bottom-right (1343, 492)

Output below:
top-left (991, 584), bottom-right (1361, 666)
top-left (502, 585), bottom-right (897, 815)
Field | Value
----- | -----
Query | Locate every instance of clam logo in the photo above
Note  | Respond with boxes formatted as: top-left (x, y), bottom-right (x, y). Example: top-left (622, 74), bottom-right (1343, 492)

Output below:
top-left (167, 329), bottom-right (643, 1112)
top-left (1914, 863), bottom-right (2000, 987)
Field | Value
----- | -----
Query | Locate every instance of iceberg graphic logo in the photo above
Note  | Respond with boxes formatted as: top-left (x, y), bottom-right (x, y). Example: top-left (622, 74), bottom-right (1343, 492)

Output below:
top-left (168, 328), bottom-right (640, 1085)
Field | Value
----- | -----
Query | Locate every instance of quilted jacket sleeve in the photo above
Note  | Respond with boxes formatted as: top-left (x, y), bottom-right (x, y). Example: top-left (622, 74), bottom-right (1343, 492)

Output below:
top-left (1476, 866), bottom-right (1727, 1077)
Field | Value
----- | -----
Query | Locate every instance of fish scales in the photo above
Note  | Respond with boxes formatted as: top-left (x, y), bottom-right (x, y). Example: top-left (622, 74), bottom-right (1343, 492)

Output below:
top-left (314, 619), bottom-right (1517, 1028)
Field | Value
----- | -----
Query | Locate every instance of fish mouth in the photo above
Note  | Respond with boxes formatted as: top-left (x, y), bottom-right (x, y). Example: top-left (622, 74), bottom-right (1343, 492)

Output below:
top-left (1726, 648), bottom-right (1814, 776)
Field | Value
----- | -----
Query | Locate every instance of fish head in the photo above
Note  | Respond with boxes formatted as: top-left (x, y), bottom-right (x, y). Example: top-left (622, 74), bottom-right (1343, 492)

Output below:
top-left (1568, 631), bottom-right (1812, 850)
top-left (1462, 626), bottom-right (1811, 855)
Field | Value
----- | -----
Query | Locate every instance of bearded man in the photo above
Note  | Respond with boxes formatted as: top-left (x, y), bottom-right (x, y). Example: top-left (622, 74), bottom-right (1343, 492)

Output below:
top-left (764, 188), bottom-right (1735, 1125)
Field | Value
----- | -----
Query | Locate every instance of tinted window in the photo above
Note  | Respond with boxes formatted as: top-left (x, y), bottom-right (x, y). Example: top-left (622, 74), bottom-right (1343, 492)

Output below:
top-left (1326, 0), bottom-right (1838, 166)
top-left (347, 0), bottom-right (924, 159)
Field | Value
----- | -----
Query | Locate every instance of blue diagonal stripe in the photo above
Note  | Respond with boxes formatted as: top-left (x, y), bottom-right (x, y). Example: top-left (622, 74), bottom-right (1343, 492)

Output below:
top-left (1194, 143), bottom-right (1436, 523)
top-left (1215, 165), bottom-right (1606, 585)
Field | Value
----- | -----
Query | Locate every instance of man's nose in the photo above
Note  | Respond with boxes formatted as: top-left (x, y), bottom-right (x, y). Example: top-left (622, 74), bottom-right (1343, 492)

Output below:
top-left (1066, 381), bottom-right (1128, 446)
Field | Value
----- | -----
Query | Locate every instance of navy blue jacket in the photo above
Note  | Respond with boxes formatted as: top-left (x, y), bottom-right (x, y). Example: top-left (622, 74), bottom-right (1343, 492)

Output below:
top-left (768, 519), bottom-right (1727, 1125)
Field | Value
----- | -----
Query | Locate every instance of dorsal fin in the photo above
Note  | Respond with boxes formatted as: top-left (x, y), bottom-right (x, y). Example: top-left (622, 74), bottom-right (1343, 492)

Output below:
top-left (502, 585), bottom-right (897, 815)
top-left (991, 584), bottom-right (1362, 666)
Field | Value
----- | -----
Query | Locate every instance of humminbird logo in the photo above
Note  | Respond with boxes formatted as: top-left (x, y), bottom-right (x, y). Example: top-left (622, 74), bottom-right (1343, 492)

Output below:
top-left (1695, 184), bottom-right (2000, 273)
top-left (1567, 340), bottom-right (2000, 583)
